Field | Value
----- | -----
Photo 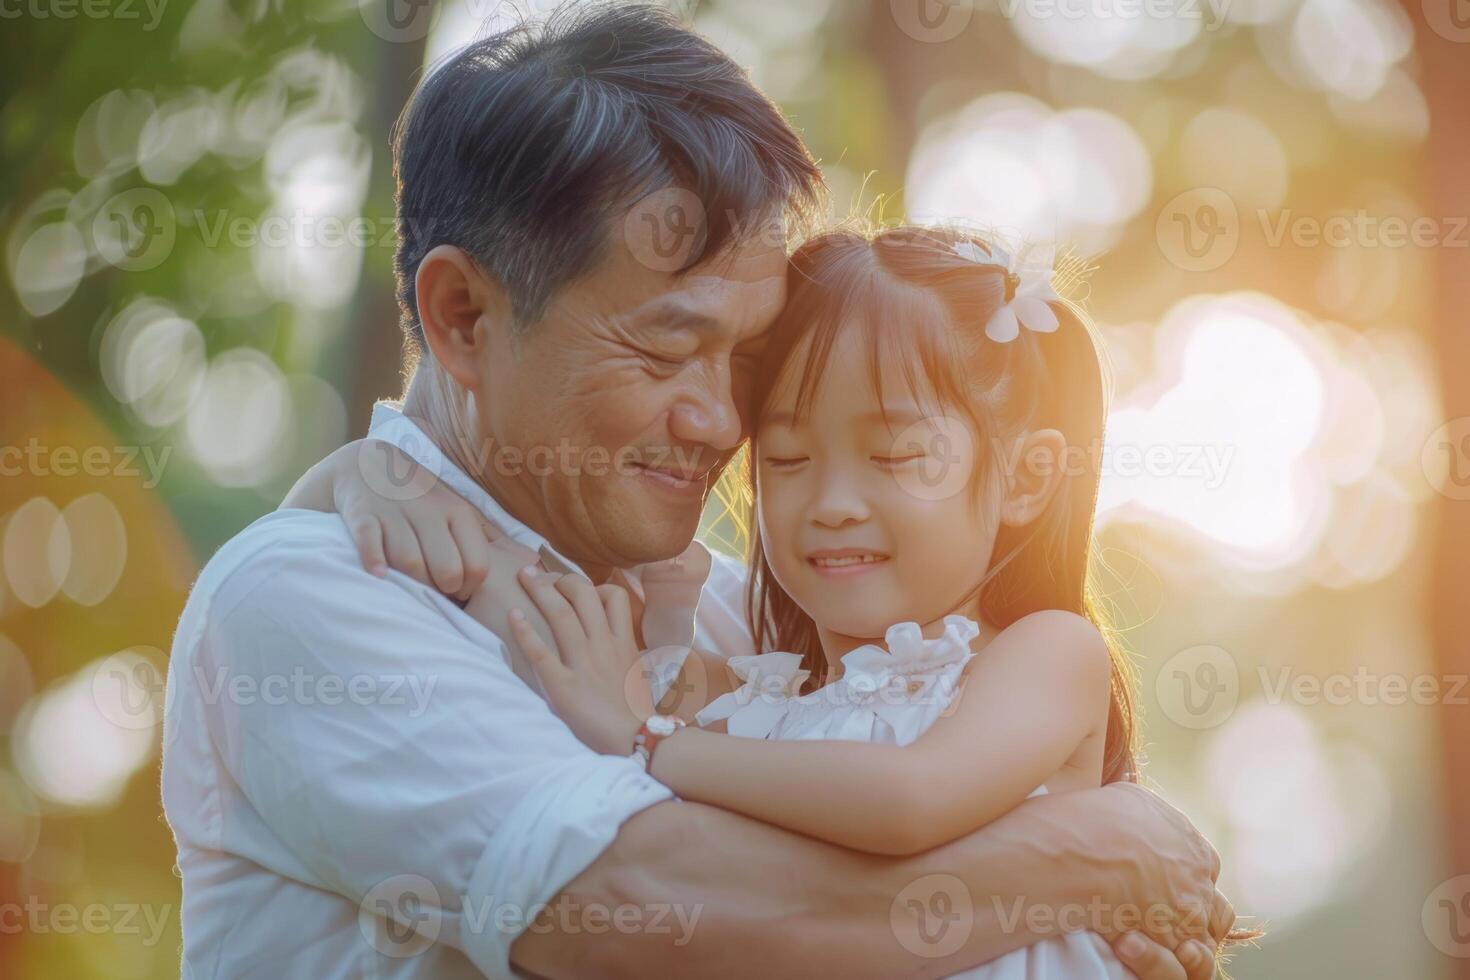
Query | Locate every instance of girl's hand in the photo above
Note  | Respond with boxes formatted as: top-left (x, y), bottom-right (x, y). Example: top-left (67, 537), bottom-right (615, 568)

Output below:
top-left (283, 439), bottom-right (502, 601)
top-left (508, 566), bottom-right (654, 756)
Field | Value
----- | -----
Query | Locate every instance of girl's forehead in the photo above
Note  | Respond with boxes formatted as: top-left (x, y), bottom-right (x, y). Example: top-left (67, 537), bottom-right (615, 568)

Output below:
top-left (760, 328), bottom-right (946, 431)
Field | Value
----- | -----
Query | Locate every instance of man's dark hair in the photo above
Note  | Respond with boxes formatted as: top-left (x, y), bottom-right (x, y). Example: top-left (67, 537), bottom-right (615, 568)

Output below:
top-left (391, 1), bottom-right (823, 349)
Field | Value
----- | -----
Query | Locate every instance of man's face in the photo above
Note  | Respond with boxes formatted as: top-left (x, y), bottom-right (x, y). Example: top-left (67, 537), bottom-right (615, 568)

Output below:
top-left (475, 227), bottom-right (787, 572)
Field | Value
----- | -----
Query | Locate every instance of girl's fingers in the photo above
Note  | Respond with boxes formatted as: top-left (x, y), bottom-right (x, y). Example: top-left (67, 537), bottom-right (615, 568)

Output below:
top-left (447, 512), bottom-right (493, 599)
top-left (508, 608), bottom-right (562, 676)
top-left (410, 517), bottom-right (465, 597)
top-left (553, 575), bottom-right (613, 649)
top-left (595, 584), bottom-right (635, 646)
top-left (348, 515), bottom-right (387, 576)
top-left (380, 517), bottom-right (429, 585)
top-left (517, 567), bottom-right (585, 657)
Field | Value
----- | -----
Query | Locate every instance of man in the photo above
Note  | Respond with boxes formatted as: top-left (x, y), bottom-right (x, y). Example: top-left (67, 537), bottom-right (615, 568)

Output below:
top-left (162, 5), bottom-right (1230, 978)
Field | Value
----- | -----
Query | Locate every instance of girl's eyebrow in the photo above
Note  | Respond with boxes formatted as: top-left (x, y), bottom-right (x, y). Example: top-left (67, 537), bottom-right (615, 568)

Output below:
top-left (758, 405), bottom-right (930, 431)
top-left (856, 407), bottom-right (928, 428)
top-left (758, 410), bottom-right (798, 429)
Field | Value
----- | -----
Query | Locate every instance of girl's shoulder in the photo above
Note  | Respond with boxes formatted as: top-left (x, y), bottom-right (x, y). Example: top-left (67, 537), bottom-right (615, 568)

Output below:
top-left (989, 608), bottom-right (1104, 645)
top-left (971, 609), bottom-right (1111, 687)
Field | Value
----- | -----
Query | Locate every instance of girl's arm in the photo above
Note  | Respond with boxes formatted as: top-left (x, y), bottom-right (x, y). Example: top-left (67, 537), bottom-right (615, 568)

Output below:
top-left (514, 578), bottom-right (1111, 857)
top-left (653, 610), bottom-right (1110, 855)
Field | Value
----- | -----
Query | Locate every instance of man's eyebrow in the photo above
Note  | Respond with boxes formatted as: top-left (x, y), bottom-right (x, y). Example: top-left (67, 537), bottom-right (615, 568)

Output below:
top-left (635, 302), bottom-right (721, 332)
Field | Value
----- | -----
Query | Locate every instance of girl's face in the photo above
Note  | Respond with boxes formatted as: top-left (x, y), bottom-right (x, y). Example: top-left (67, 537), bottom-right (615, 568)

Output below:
top-left (754, 324), bottom-right (1001, 646)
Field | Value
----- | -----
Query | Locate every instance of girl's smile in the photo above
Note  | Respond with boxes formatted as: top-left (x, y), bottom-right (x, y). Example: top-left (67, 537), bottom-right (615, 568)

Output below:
top-left (805, 547), bottom-right (893, 577)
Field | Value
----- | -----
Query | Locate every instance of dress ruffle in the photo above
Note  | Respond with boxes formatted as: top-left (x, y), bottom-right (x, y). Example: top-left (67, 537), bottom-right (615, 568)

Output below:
top-left (694, 615), bottom-right (981, 746)
top-left (690, 612), bottom-right (1125, 979)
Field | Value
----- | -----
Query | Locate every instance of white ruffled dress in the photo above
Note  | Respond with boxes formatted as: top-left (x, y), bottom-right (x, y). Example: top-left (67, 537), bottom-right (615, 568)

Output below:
top-left (694, 614), bottom-right (1127, 980)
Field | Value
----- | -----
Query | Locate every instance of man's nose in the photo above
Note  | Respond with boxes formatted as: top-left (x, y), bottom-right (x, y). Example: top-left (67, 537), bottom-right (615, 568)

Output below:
top-left (669, 375), bottom-right (744, 454)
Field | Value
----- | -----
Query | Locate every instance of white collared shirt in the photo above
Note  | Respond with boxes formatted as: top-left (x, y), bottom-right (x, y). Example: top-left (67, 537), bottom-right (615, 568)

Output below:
top-left (161, 404), bottom-right (755, 979)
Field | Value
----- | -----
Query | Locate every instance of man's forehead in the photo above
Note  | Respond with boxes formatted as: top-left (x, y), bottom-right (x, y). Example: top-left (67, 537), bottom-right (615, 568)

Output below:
top-left (655, 266), bottom-right (786, 338)
top-left (578, 213), bottom-right (790, 335)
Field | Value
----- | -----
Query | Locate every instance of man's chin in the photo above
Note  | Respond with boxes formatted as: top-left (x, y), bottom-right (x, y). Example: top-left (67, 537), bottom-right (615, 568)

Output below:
top-left (595, 492), bottom-right (704, 566)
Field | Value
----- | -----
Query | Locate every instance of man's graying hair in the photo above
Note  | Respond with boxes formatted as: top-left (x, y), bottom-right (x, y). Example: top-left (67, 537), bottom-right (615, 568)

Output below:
top-left (391, 2), bottom-right (823, 350)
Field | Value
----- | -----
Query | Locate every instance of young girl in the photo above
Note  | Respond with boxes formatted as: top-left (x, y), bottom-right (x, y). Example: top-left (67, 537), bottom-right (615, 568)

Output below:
top-left (291, 226), bottom-right (1245, 974)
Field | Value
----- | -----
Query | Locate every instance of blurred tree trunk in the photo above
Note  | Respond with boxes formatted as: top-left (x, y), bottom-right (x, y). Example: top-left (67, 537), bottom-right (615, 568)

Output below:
top-left (1409, 3), bottom-right (1470, 977)
top-left (346, 31), bottom-right (427, 433)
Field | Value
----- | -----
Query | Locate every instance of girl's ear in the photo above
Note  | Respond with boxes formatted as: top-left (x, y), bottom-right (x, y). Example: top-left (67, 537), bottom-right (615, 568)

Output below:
top-left (999, 428), bottom-right (1069, 527)
top-left (415, 244), bottom-right (512, 391)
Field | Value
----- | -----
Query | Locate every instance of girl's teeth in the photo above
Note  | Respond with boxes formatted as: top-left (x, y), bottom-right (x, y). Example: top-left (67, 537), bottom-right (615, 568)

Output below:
top-left (813, 555), bottom-right (885, 566)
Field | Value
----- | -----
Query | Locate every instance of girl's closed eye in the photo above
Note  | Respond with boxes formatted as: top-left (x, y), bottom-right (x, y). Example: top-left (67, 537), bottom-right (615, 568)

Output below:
top-left (872, 450), bottom-right (925, 468)
top-left (763, 454), bottom-right (809, 470)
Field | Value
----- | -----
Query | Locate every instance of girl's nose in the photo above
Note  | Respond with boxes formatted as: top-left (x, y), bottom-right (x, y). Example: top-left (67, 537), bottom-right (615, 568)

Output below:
top-left (809, 474), bottom-right (871, 529)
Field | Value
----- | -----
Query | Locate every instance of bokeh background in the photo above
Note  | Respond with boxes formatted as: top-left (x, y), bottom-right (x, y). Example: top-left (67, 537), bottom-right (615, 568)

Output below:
top-left (3, 0), bottom-right (1469, 976)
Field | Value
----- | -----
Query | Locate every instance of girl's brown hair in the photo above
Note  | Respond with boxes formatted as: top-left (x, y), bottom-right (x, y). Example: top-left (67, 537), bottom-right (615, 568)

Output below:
top-left (741, 225), bottom-right (1139, 786)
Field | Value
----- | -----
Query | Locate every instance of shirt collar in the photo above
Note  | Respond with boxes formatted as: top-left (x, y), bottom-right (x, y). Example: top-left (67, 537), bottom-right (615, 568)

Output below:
top-left (365, 402), bottom-right (713, 594)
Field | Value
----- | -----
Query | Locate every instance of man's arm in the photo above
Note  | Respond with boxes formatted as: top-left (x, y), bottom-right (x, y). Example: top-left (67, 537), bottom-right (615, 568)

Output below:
top-left (185, 517), bottom-right (1224, 979)
top-left (513, 781), bottom-right (1227, 980)
top-left (178, 516), bottom-right (674, 977)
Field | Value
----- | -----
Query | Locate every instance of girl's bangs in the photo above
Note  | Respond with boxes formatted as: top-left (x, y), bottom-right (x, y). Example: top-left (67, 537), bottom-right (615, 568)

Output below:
top-left (758, 240), bottom-right (977, 432)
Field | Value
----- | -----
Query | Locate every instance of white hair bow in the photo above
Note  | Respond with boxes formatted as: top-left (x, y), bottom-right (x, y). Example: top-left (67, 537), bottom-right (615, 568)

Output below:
top-left (953, 241), bottom-right (1062, 343)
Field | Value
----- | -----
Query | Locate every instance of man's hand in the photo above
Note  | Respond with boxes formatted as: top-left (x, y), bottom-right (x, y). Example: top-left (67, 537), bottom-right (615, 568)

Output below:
top-left (1081, 782), bottom-right (1234, 980)
top-left (1113, 930), bottom-right (1220, 980)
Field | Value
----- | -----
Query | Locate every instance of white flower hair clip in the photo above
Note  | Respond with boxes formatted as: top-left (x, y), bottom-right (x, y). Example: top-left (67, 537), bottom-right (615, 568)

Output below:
top-left (953, 240), bottom-right (1062, 343)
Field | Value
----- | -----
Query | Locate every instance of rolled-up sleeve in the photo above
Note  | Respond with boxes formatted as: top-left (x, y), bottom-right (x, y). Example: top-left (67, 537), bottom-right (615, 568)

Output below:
top-left (191, 519), bottom-right (672, 977)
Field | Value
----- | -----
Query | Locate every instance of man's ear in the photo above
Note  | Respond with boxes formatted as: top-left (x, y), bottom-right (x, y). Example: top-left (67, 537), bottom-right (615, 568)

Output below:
top-left (999, 428), bottom-right (1069, 527)
top-left (415, 244), bottom-right (511, 390)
